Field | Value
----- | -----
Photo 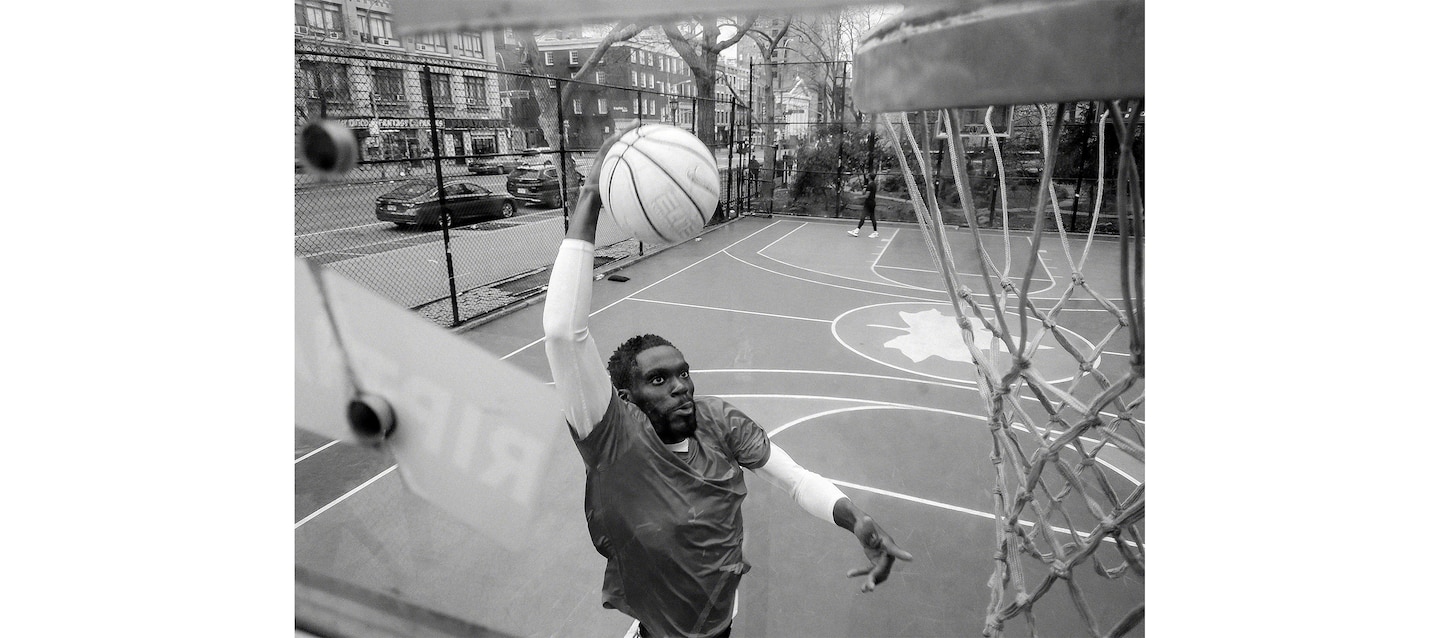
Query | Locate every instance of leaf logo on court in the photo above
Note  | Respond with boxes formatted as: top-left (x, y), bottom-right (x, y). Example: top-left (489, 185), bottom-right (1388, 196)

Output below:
top-left (881, 309), bottom-right (1050, 364)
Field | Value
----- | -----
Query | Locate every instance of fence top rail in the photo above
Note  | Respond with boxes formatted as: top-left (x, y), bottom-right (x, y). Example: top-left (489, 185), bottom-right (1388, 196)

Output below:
top-left (297, 46), bottom-right (738, 106)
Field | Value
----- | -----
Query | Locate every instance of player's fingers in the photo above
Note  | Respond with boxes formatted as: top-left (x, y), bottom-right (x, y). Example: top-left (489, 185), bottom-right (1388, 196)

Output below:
top-left (883, 539), bottom-right (915, 562)
top-left (870, 554), bottom-right (896, 586)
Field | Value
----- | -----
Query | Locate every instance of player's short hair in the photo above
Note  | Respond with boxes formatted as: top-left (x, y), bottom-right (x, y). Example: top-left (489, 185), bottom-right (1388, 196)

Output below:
top-left (608, 334), bottom-right (677, 389)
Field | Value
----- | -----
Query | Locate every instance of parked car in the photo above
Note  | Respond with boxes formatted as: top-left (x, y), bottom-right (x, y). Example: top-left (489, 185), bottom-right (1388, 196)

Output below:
top-left (374, 179), bottom-right (517, 227)
top-left (506, 164), bottom-right (562, 208)
top-left (467, 159), bottom-right (511, 175)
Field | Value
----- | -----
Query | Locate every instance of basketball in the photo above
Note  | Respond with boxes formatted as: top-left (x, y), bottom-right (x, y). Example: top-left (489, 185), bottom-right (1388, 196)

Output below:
top-left (597, 124), bottom-right (720, 245)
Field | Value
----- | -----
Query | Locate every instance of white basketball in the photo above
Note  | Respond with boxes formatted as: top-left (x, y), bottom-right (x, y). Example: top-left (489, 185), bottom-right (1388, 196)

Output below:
top-left (597, 124), bottom-right (720, 245)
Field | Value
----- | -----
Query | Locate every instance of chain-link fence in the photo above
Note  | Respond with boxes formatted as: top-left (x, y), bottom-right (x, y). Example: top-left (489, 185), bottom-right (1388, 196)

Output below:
top-left (295, 48), bottom-right (1140, 327)
top-left (295, 47), bottom-right (753, 327)
top-left (742, 60), bottom-right (1143, 233)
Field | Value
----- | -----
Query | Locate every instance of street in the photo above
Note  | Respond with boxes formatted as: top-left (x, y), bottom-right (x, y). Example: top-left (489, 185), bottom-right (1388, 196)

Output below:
top-left (294, 174), bottom-right (562, 266)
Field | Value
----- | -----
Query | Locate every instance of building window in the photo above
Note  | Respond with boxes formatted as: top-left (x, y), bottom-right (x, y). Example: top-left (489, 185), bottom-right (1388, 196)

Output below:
top-left (374, 67), bottom-right (404, 101)
top-left (455, 32), bottom-right (485, 58)
top-left (295, 0), bottom-right (342, 32)
top-left (354, 8), bottom-right (394, 44)
top-left (595, 71), bottom-right (606, 84)
top-left (427, 72), bottom-right (452, 104)
top-left (504, 28), bottom-right (516, 43)
top-left (645, 52), bottom-right (652, 66)
top-left (629, 49), bottom-right (637, 63)
top-left (573, 99), bottom-right (582, 115)
top-left (300, 61), bottom-right (351, 103)
top-left (569, 50), bottom-right (580, 65)
top-left (464, 76), bottom-right (488, 108)
top-left (415, 32), bottom-right (447, 52)
top-left (630, 70), bottom-right (638, 86)
top-left (597, 98), bottom-right (608, 114)
top-left (544, 51), bottom-right (554, 65)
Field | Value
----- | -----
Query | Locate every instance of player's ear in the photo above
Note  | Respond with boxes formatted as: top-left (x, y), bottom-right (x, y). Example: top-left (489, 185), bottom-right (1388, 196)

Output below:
top-left (617, 388), bottom-right (631, 403)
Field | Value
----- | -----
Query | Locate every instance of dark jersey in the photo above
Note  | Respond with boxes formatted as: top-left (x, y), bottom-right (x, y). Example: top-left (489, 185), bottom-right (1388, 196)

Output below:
top-left (571, 391), bottom-right (771, 638)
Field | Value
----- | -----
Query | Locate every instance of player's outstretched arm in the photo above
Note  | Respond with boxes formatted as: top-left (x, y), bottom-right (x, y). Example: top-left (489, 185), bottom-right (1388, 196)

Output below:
top-left (754, 444), bottom-right (914, 592)
top-left (544, 125), bottom-right (638, 438)
top-left (832, 498), bottom-right (914, 593)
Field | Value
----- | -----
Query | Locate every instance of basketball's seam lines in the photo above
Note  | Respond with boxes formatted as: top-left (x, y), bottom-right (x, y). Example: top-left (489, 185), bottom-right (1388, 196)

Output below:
top-left (634, 134), bottom-right (717, 171)
top-left (625, 142), bottom-right (710, 230)
top-left (623, 156), bottom-right (671, 243)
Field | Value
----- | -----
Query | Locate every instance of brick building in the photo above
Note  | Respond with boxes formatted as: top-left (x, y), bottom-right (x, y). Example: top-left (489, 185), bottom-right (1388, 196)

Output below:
top-left (293, 0), bottom-right (518, 164)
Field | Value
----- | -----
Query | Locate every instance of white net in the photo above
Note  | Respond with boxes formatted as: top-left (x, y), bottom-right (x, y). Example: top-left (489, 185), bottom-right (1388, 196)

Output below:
top-left (879, 101), bottom-right (1145, 637)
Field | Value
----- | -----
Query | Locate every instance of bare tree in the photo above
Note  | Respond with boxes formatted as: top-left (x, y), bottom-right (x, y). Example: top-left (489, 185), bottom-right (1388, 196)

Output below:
top-left (514, 22), bottom-right (649, 200)
top-left (661, 16), bottom-right (757, 147)
top-left (742, 16), bottom-right (793, 209)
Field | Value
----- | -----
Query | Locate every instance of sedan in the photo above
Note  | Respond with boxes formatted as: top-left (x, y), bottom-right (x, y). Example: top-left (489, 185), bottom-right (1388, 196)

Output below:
top-left (467, 159), bottom-right (510, 175)
top-left (375, 179), bottom-right (517, 228)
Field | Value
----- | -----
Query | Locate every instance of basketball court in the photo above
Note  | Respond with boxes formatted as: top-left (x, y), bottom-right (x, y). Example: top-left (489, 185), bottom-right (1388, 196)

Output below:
top-left (295, 214), bottom-right (1144, 637)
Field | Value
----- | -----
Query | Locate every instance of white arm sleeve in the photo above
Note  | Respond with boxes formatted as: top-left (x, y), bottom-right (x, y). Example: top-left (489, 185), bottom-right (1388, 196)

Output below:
top-left (754, 443), bottom-right (847, 525)
top-left (542, 238), bottom-right (613, 439)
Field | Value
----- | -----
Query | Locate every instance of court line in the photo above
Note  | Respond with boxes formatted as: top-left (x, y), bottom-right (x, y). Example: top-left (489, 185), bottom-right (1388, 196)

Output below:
top-left (294, 440), bottom-right (339, 464)
top-left (500, 220), bottom-right (785, 361)
top-left (697, 370), bottom-right (1141, 426)
top-left (758, 224), bottom-right (937, 293)
top-left (721, 250), bottom-right (938, 302)
top-left (828, 479), bottom-right (1138, 548)
top-left (295, 465), bottom-right (397, 529)
top-left (626, 297), bottom-right (831, 323)
top-left (731, 400), bottom-right (1139, 483)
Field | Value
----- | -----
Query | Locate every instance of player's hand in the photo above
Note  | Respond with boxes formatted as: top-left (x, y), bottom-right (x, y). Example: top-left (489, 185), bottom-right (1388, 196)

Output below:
top-left (846, 516), bottom-right (914, 593)
top-left (586, 122), bottom-right (639, 188)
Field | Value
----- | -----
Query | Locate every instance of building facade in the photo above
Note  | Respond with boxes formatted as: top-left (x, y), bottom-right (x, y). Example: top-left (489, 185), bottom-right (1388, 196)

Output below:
top-left (531, 35), bottom-right (749, 147)
top-left (294, 0), bottom-right (519, 164)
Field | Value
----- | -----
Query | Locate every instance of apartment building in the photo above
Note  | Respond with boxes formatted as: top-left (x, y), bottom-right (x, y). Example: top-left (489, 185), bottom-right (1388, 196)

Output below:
top-left (531, 36), bottom-right (750, 146)
top-left (293, 0), bottom-right (520, 163)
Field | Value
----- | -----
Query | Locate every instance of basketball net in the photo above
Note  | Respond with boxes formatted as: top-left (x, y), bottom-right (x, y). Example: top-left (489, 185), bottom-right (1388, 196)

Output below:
top-left (879, 102), bottom-right (1145, 637)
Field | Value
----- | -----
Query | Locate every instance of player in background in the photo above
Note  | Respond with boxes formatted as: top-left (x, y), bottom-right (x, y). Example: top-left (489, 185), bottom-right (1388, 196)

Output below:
top-left (543, 128), bottom-right (913, 638)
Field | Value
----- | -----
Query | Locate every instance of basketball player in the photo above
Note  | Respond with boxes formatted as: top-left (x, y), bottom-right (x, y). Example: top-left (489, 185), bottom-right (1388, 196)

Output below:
top-left (849, 175), bottom-right (880, 238)
top-left (543, 129), bottom-right (913, 638)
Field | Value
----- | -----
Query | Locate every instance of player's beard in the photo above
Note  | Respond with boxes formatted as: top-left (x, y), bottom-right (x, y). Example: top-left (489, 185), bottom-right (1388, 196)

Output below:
top-left (642, 402), bottom-right (698, 442)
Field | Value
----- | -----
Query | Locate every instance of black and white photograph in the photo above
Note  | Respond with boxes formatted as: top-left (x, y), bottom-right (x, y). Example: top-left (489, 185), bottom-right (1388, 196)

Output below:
top-left (293, 2), bottom-right (1143, 636)
top-left (19, 1), bottom-right (1438, 636)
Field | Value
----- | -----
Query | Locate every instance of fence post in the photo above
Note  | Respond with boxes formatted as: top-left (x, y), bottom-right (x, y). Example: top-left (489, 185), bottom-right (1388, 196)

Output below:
top-left (423, 65), bottom-right (462, 326)
top-left (833, 62), bottom-right (848, 218)
top-left (727, 97), bottom-right (738, 219)
top-left (745, 60), bottom-right (754, 215)
top-left (556, 78), bottom-right (570, 230)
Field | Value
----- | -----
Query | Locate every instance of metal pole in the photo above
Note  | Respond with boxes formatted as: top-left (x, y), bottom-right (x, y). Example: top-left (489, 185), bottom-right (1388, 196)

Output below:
top-left (423, 66), bottom-right (461, 326)
top-left (556, 78), bottom-right (570, 230)
top-left (727, 97), bottom-right (737, 219)
top-left (833, 62), bottom-right (847, 218)
top-left (746, 59), bottom-right (754, 214)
